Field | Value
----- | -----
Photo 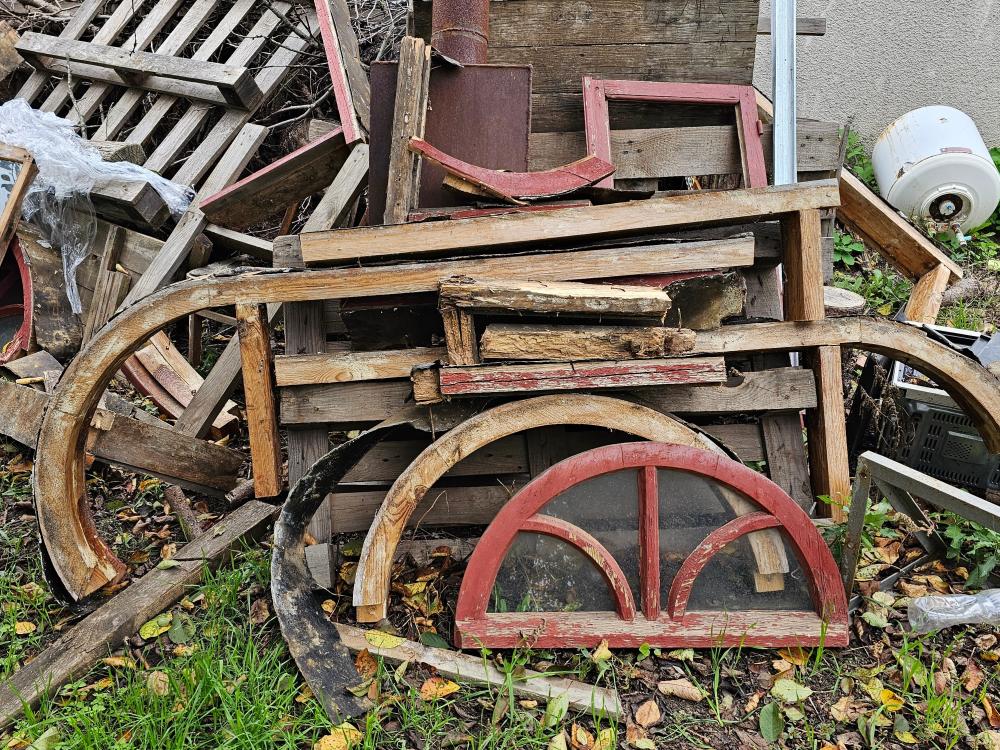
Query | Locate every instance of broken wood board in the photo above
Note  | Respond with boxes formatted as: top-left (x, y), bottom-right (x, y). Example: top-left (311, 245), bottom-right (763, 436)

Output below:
top-left (295, 180), bottom-right (839, 265)
top-left (479, 324), bottom-right (696, 361)
top-left (236, 303), bottom-right (283, 498)
top-left (335, 622), bottom-right (623, 718)
top-left (439, 278), bottom-right (673, 318)
top-left (199, 127), bottom-right (351, 229)
top-left (383, 36), bottom-right (432, 224)
top-left (314, 0), bottom-right (370, 142)
top-left (432, 357), bottom-right (728, 398)
top-left (0, 500), bottom-right (277, 730)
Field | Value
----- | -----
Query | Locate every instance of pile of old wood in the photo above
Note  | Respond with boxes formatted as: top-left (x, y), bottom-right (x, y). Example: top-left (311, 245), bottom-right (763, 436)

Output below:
top-left (2, 0), bottom-right (998, 729)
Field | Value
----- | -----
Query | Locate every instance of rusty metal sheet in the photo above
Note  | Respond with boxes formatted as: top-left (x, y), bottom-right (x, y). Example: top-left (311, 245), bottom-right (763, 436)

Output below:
top-left (368, 62), bottom-right (531, 222)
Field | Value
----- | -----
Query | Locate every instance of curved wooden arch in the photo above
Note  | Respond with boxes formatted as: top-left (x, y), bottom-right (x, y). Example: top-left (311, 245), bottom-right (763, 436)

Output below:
top-left (352, 393), bottom-right (758, 621)
top-left (29, 258), bottom-right (1000, 599)
top-left (454, 443), bottom-right (848, 649)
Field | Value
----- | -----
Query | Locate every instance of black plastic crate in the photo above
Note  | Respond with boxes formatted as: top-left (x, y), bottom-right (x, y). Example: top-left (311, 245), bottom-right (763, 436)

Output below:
top-left (895, 400), bottom-right (1000, 492)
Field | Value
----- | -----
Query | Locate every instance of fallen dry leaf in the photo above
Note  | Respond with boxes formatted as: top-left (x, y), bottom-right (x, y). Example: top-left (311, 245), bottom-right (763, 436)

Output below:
top-left (964, 661), bottom-right (986, 692)
top-left (657, 678), bottom-right (703, 702)
top-left (634, 699), bottom-right (661, 728)
top-left (354, 649), bottom-right (377, 679)
top-left (778, 647), bottom-right (809, 666)
top-left (249, 598), bottom-right (270, 625)
top-left (314, 722), bottom-right (363, 750)
top-left (745, 690), bottom-right (763, 714)
top-left (897, 581), bottom-right (929, 598)
top-left (547, 731), bottom-right (568, 750)
top-left (985, 696), bottom-right (1000, 728)
top-left (146, 671), bottom-right (170, 697)
top-left (569, 723), bottom-right (594, 749)
top-left (591, 640), bottom-right (612, 663)
top-left (420, 677), bottom-right (460, 701)
top-left (830, 696), bottom-right (868, 722)
top-left (14, 622), bottom-right (36, 636)
top-left (976, 634), bottom-right (998, 651)
top-left (321, 599), bottom-right (336, 614)
top-left (364, 630), bottom-right (404, 650)
top-left (594, 728), bottom-right (614, 750)
top-left (102, 656), bottom-right (136, 669)
top-left (880, 689), bottom-right (904, 712)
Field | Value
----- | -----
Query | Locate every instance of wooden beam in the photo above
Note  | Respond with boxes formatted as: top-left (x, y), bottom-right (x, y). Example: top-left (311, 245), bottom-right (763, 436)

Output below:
top-left (235, 303), bottom-right (283, 498)
top-left (298, 179), bottom-right (840, 265)
top-left (905, 263), bottom-right (950, 324)
top-left (16, 33), bottom-right (263, 108)
top-left (0, 379), bottom-right (244, 496)
top-left (0, 500), bottom-right (277, 730)
top-left (275, 346), bottom-right (444, 386)
top-left (757, 16), bottom-right (827, 35)
top-left (840, 170), bottom-right (962, 283)
top-left (306, 143), bottom-right (369, 231)
top-left (383, 36), bottom-right (431, 224)
top-left (441, 307), bottom-right (480, 365)
top-left (434, 357), bottom-right (728, 398)
top-left (199, 127), bottom-right (351, 229)
top-left (479, 324), bottom-right (696, 361)
top-left (438, 277), bottom-right (672, 317)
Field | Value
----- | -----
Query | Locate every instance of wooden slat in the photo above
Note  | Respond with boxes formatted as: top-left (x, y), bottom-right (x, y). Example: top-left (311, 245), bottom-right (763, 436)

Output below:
top-left (236, 303), bottom-right (282, 497)
top-left (314, 0), bottom-right (370, 142)
top-left (305, 143), bottom-right (370, 231)
top-left (0, 500), bottom-right (276, 730)
top-left (275, 347), bottom-right (445, 386)
top-left (383, 36), bottom-right (431, 224)
top-left (760, 413), bottom-right (811, 509)
top-left (16, 0), bottom-right (104, 103)
top-left (297, 180), bottom-right (840, 265)
top-left (281, 380), bottom-right (412, 426)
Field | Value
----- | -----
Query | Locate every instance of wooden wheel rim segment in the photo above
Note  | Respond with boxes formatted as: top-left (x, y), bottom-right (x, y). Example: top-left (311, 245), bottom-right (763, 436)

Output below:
top-left (453, 441), bottom-right (849, 649)
top-left (28, 260), bottom-right (1000, 599)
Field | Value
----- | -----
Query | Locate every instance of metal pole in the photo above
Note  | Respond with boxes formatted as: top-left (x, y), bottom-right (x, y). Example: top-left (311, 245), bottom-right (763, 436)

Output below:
top-left (772, 0), bottom-right (798, 186)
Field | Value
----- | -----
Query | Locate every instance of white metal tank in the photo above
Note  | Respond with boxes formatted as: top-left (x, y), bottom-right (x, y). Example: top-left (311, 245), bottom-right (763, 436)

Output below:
top-left (872, 106), bottom-right (1000, 235)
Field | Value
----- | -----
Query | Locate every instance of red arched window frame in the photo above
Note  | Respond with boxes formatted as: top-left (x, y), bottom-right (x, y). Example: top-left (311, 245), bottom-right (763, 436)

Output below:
top-left (454, 442), bottom-right (849, 649)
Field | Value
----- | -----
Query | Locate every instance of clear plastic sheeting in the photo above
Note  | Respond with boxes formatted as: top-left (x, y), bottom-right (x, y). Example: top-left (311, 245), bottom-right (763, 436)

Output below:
top-left (0, 99), bottom-right (194, 312)
top-left (907, 589), bottom-right (1000, 633)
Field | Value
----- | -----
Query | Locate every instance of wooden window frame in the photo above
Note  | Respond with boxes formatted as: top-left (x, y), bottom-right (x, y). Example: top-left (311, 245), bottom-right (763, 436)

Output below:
top-left (0, 143), bottom-right (37, 265)
top-left (582, 78), bottom-right (768, 190)
top-left (454, 442), bottom-right (849, 649)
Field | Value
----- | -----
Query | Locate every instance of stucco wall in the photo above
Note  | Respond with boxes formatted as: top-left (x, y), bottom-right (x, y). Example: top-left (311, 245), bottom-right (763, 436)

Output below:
top-left (754, 0), bottom-right (1000, 149)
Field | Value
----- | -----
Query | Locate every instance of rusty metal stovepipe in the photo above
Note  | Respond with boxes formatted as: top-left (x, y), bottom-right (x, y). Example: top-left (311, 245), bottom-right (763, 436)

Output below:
top-left (431, 0), bottom-right (489, 64)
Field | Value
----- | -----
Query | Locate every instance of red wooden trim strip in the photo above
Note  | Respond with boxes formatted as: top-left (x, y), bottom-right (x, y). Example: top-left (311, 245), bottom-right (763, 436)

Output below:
top-left (665, 512), bottom-right (781, 619)
top-left (455, 610), bottom-right (850, 649)
top-left (314, 0), bottom-right (364, 144)
top-left (407, 138), bottom-right (614, 202)
top-left (582, 77), bottom-right (613, 189)
top-left (639, 465), bottom-right (660, 619)
top-left (602, 80), bottom-right (745, 105)
top-left (438, 358), bottom-right (728, 396)
top-left (521, 514), bottom-right (637, 621)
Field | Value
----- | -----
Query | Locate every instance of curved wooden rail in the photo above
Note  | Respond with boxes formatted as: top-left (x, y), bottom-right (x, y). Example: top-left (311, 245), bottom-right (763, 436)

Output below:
top-left (29, 261), bottom-right (1000, 600)
top-left (407, 137), bottom-right (615, 202)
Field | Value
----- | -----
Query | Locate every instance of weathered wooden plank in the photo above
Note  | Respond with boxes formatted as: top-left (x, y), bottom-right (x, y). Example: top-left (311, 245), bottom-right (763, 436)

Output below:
top-left (297, 180), bottom-right (839, 265)
top-left (760, 413), bottom-right (812, 509)
top-left (15, 0), bottom-right (104, 103)
top-left (336, 623), bottom-right (622, 717)
top-left (441, 307), bottom-right (480, 366)
top-left (527, 121), bottom-right (843, 179)
top-left (275, 347), bottom-right (445, 386)
top-left (479, 324), bottom-right (696, 361)
top-left (905, 263), bottom-right (950, 324)
top-left (281, 380), bottom-right (413, 426)
top-left (0, 500), bottom-right (276, 730)
top-left (236, 303), bottom-right (283, 497)
top-left (344, 436), bottom-right (529, 484)
top-left (306, 143), bottom-right (370, 231)
top-left (435, 357), bottom-right (727, 397)
top-left (439, 278), bottom-right (672, 317)
top-left (314, 0), bottom-right (370, 142)
top-left (383, 36), bottom-right (431, 224)
top-left (638, 368), bottom-right (818, 414)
